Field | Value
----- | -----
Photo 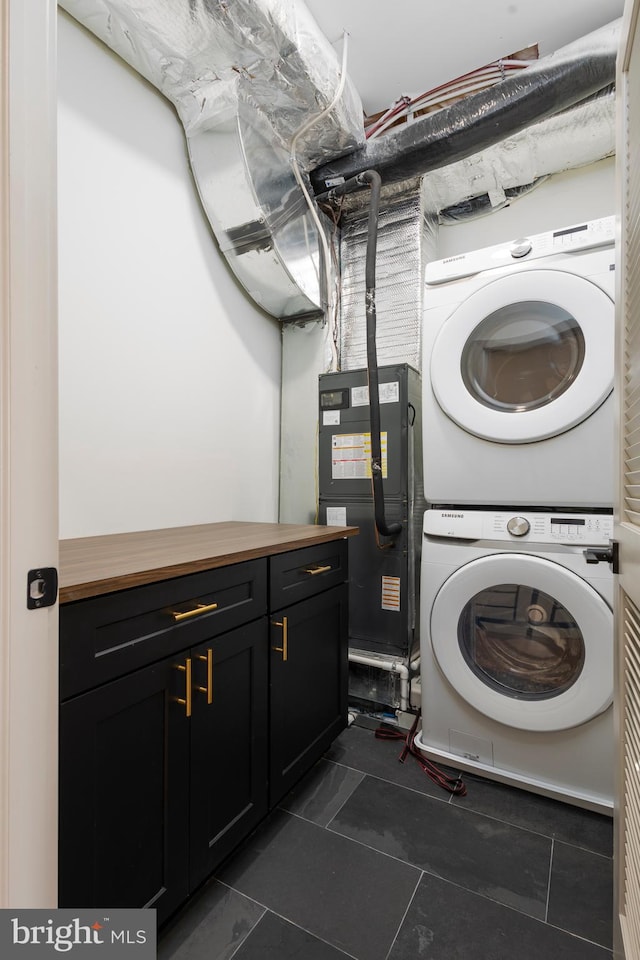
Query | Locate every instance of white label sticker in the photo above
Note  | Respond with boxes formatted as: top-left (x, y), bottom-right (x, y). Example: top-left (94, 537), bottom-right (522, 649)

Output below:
top-left (331, 432), bottom-right (388, 479)
top-left (326, 506), bottom-right (347, 527)
top-left (351, 382), bottom-right (400, 407)
top-left (351, 385), bottom-right (369, 407)
top-left (380, 382), bottom-right (400, 404)
top-left (323, 410), bottom-right (340, 426)
top-left (381, 576), bottom-right (401, 612)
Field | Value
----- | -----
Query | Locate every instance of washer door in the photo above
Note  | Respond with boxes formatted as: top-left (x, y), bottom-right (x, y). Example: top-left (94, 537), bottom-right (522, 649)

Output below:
top-left (430, 270), bottom-right (614, 443)
top-left (430, 554), bottom-right (613, 732)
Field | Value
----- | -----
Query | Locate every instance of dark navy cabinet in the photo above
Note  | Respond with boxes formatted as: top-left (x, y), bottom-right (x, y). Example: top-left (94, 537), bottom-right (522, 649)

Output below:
top-left (59, 652), bottom-right (192, 922)
top-left (58, 539), bottom-right (348, 927)
top-left (269, 546), bottom-right (348, 806)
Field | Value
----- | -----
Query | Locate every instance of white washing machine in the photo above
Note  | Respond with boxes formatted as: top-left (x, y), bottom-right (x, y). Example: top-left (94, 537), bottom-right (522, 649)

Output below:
top-left (422, 217), bottom-right (615, 508)
top-left (416, 507), bottom-right (615, 813)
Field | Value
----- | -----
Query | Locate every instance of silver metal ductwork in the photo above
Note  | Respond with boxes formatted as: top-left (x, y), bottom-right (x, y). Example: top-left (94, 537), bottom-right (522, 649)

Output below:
top-left (61, 3), bottom-right (619, 323)
top-left (338, 182), bottom-right (437, 371)
top-left (60, 0), bottom-right (364, 319)
top-left (187, 105), bottom-right (325, 317)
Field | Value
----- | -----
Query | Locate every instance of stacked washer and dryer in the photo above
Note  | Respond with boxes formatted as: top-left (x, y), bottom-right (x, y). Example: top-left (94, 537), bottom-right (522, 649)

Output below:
top-left (416, 217), bottom-right (617, 813)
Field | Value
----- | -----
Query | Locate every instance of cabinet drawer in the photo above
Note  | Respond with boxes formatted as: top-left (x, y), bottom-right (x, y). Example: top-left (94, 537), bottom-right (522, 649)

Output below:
top-left (60, 559), bottom-right (267, 699)
top-left (269, 540), bottom-right (348, 611)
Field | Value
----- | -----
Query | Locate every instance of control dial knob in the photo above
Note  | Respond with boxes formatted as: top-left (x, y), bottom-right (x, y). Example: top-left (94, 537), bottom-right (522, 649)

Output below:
top-left (510, 238), bottom-right (532, 259)
top-left (507, 516), bottom-right (530, 537)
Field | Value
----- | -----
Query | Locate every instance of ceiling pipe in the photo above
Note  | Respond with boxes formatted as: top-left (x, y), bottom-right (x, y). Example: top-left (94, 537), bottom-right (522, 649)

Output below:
top-left (309, 19), bottom-right (620, 194)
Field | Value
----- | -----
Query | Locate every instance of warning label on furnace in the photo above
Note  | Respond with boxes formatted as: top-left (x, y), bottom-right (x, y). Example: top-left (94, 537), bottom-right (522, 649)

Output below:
top-left (381, 576), bottom-right (401, 612)
top-left (331, 432), bottom-right (388, 480)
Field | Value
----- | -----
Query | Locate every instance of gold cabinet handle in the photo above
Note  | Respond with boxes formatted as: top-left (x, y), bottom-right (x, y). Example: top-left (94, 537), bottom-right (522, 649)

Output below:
top-left (171, 602), bottom-right (218, 622)
top-left (304, 565), bottom-right (332, 576)
top-left (197, 649), bottom-right (213, 704)
top-left (272, 616), bottom-right (288, 661)
top-left (174, 657), bottom-right (192, 717)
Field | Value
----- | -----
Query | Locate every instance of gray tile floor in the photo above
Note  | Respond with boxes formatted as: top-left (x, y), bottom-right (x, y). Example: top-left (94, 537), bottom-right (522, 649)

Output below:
top-left (158, 722), bottom-right (614, 960)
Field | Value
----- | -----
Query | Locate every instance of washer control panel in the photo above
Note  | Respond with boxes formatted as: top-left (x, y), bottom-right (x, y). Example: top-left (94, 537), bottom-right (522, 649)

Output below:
top-left (425, 215), bottom-right (615, 284)
top-left (506, 516), bottom-right (530, 537)
top-left (424, 509), bottom-right (614, 546)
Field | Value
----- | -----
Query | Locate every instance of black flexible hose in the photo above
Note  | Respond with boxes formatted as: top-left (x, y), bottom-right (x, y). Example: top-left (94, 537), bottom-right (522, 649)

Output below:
top-left (358, 171), bottom-right (402, 540)
top-left (322, 170), bottom-right (401, 542)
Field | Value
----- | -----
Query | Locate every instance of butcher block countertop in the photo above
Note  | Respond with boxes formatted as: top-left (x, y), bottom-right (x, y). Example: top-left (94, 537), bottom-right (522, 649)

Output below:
top-left (58, 521), bottom-right (359, 604)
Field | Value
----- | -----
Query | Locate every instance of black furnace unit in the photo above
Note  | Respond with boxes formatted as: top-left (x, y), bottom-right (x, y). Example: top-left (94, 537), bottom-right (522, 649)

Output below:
top-left (318, 364), bottom-right (425, 659)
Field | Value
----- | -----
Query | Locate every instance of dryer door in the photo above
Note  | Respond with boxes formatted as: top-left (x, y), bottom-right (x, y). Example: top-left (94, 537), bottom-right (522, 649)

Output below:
top-left (430, 270), bottom-right (614, 443)
top-left (430, 553), bottom-right (613, 732)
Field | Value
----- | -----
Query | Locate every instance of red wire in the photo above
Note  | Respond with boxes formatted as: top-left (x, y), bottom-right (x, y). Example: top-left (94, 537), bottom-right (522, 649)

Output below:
top-left (375, 713), bottom-right (467, 796)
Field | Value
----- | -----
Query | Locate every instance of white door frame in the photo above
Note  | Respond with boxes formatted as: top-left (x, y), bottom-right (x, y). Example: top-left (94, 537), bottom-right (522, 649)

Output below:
top-left (0, 0), bottom-right (59, 907)
top-left (614, 1), bottom-right (640, 956)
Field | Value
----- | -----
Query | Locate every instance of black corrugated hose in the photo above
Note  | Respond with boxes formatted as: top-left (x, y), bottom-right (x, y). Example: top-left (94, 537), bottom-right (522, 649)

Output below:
top-left (321, 169), bottom-right (402, 544)
top-left (359, 169), bottom-right (402, 542)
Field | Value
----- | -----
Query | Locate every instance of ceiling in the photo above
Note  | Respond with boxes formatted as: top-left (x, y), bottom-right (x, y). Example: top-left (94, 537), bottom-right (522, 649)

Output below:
top-left (305, 0), bottom-right (625, 116)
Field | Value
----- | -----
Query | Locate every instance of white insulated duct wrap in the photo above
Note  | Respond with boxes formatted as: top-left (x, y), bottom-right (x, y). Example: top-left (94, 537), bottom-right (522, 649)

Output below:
top-left (425, 91), bottom-right (616, 220)
top-left (61, 0), bottom-right (364, 319)
top-left (59, 0), bottom-right (362, 159)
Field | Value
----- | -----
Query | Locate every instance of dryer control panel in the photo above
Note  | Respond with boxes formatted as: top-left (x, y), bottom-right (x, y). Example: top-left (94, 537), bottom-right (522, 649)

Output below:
top-left (426, 216), bottom-right (615, 285)
top-left (424, 509), bottom-right (614, 546)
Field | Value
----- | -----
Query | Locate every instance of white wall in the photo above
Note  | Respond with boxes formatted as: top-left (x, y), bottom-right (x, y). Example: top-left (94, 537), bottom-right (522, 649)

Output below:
top-left (58, 12), bottom-right (282, 538)
top-left (280, 319), bottom-right (331, 524)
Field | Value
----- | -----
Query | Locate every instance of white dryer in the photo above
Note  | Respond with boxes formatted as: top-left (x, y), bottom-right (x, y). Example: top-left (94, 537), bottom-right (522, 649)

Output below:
top-left (422, 217), bottom-right (615, 508)
top-left (416, 507), bottom-right (614, 813)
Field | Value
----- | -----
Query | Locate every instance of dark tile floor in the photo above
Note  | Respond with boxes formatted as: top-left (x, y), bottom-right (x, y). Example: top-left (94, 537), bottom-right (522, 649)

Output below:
top-left (158, 722), bottom-right (614, 960)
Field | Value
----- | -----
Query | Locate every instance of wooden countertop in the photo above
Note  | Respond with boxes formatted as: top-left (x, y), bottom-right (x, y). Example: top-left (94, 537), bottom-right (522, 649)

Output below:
top-left (59, 521), bottom-right (359, 603)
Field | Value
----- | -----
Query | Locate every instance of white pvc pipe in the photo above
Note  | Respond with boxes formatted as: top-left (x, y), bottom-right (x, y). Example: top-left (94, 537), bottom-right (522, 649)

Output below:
top-left (348, 651), bottom-right (410, 711)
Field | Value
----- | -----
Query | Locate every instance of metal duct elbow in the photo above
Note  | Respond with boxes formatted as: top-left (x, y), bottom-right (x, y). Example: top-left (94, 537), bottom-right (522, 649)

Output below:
top-left (310, 18), bottom-right (621, 193)
top-left (60, 0), bottom-right (365, 320)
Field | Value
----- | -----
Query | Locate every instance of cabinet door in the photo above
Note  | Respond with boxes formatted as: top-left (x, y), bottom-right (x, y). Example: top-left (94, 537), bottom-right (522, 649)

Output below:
top-left (189, 619), bottom-right (268, 888)
top-left (59, 655), bottom-right (190, 925)
top-left (269, 585), bottom-right (348, 807)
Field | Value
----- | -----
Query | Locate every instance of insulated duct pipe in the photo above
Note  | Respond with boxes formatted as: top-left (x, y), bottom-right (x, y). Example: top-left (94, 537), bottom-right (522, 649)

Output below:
top-left (309, 19), bottom-right (620, 194)
top-left (322, 170), bottom-right (402, 543)
top-left (60, 0), bottom-right (365, 321)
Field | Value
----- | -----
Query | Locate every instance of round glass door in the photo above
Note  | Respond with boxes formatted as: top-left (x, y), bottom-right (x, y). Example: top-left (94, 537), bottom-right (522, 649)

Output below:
top-left (458, 583), bottom-right (585, 701)
top-left (430, 553), bottom-right (613, 731)
top-left (461, 302), bottom-right (585, 413)
top-left (430, 270), bottom-right (614, 443)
